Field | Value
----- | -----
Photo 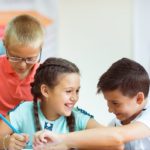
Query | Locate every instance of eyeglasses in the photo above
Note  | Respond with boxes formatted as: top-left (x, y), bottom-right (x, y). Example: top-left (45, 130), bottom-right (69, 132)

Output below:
top-left (6, 50), bottom-right (41, 64)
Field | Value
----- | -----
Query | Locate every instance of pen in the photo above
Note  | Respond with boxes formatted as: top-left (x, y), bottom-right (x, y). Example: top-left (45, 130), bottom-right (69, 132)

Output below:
top-left (0, 114), bottom-right (30, 146)
top-left (0, 114), bottom-right (19, 133)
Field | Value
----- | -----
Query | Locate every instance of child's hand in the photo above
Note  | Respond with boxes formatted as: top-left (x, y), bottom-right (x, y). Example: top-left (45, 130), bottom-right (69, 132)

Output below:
top-left (33, 130), bottom-right (64, 150)
top-left (33, 130), bottom-right (60, 145)
top-left (7, 133), bottom-right (29, 150)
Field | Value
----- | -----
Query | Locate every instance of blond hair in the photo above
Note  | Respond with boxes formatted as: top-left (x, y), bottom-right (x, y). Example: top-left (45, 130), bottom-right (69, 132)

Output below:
top-left (4, 14), bottom-right (44, 49)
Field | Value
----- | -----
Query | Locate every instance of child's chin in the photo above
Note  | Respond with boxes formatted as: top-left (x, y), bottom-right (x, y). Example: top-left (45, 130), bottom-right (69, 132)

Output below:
top-left (116, 116), bottom-right (123, 121)
top-left (64, 111), bottom-right (72, 116)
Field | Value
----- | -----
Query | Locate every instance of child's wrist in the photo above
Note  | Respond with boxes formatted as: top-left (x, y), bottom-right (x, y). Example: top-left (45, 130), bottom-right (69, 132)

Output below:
top-left (60, 134), bottom-right (77, 149)
top-left (59, 134), bottom-right (70, 148)
top-left (3, 134), bottom-right (10, 150)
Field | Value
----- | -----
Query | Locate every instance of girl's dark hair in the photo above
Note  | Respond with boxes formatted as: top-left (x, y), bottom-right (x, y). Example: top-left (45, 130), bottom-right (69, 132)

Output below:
top-left (97, 58), bottom-right (150, 98)
top-left (31, 57), bottom-right (80, 132)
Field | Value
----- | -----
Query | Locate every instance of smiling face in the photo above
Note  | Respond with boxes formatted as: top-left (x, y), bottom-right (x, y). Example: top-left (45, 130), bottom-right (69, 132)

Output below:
top-left (103, 89), bottom-right (145, 124)
top-left (42, 73), bottom-right (80, 120)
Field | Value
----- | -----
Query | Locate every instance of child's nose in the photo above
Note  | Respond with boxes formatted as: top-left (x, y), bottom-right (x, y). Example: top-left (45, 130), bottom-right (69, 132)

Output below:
top-left (70, 95), bottom-right (78, 102)
top-left (19, 60), bottom-right (27, 66)
top-left (108, 106), bottom-right (113, 113)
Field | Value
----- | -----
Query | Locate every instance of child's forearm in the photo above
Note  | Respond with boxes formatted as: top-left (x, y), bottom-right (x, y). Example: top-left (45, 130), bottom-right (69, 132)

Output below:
top-left (60, 128), bottom-right (124, 149)
top-left (79, 145), bottom-right (124, 150)
top-left (116, 122), bottom-right (150, 143)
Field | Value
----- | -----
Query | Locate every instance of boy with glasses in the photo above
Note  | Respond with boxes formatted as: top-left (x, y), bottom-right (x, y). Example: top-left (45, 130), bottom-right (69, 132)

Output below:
top-left (0, 14), bottom-right (44, 116)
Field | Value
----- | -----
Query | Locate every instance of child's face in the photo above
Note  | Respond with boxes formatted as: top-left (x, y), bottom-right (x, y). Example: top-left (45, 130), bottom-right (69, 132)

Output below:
top-left (6, 44), bottom-right (41, 77)
top-left (103, 89), bottom-right (142, 124)
top-left (45, 73), bottom-right (80, 119)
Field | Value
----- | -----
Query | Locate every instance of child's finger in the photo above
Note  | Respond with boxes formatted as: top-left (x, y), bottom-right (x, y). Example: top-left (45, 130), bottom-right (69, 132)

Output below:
top-left (39, 133), bottom-right (48, 143)
top-left (13, 133), bottom-right (25, 141)
top-left (34, 131), bottom-right (48, 144)
top-left (21, 133), bottom-right (30, 142)
top-left (14, 139), bottom-right (27, 147)
top-left (33, 135), bottom-right (45, 146)
top-left (13, 143), bottom-right (26, 150)
top-left (39, 130), bottom-right (57, 143)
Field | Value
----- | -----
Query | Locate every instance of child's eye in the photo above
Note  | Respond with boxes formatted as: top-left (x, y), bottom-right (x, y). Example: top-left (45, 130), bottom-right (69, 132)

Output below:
top-left (76, 89), bottom-right (80, 94)
top-left (66, 90), bottom-right (72, 93)
top-left (112, 102), bottom-right (119, 105)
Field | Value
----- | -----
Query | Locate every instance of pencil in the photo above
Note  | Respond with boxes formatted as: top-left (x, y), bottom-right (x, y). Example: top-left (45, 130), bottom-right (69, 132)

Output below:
top-left (0, 114), bottom-right (19, 133)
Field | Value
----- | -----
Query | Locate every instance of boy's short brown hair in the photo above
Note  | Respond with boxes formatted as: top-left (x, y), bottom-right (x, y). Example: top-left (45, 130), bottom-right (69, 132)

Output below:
top-left (97, 58), bottom-right (150, 98)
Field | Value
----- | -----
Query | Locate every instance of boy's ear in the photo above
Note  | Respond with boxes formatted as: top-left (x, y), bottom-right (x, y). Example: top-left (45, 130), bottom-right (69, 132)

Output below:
top-left (41, 84), bottom-right (49, 98)
top-left (136, 92), bottom-right (145, 104)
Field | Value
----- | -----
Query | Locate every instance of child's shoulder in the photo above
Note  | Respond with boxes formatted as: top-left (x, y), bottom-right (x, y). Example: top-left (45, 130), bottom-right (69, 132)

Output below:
top-left (73, 106), bottom-right (94, 118)
top-left (16, 101), bottom-right (33, 108)
top-left (9, 101), bottom-right (33, 114)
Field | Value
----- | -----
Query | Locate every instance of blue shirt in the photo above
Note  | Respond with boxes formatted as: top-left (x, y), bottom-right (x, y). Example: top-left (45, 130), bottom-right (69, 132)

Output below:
top-left (9, 101), bottom-right (93, 149)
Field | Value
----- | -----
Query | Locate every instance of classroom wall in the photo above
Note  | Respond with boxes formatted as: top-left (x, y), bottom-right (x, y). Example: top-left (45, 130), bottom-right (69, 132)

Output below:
top-left (133, 0), bottom-right (150, 76)
top-left (58, 0), bottom-right (133, 125)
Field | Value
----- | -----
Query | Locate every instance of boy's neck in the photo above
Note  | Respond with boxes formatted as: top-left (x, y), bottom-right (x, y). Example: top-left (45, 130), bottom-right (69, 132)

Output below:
top-left (121, 100), bottom-right (147, 125)
top-left (121, 109), bottom-right (143, 125)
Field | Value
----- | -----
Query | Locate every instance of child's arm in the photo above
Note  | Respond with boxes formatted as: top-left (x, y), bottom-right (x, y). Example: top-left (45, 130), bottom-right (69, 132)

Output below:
top-left (116, 121), bottom-right (150, 142)
top-left (33, 121), bottom-right (150, 150)
top-left (0, 115), bottom-right (12, 136)
top-left (83, 118), bottom-right (124, 150)
top-left (63, 122), bottom-right (150, 149)
top-left (33, 129), bottom-right (124, 150)
top-left (0, 115), bottom-right (29, 150)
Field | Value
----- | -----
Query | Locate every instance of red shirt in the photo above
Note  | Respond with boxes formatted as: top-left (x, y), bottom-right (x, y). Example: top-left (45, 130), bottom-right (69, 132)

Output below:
top-left (0, 55), bottom-right (39, 116)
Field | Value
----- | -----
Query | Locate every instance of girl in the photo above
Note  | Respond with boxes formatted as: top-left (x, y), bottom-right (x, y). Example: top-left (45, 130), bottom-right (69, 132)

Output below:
top-left (0, 57), bottom-right (100, 150)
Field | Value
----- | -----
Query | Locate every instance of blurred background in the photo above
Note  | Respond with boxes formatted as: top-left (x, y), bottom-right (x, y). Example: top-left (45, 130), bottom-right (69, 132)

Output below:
top-left (0, 0), bottom-right (149, 125)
